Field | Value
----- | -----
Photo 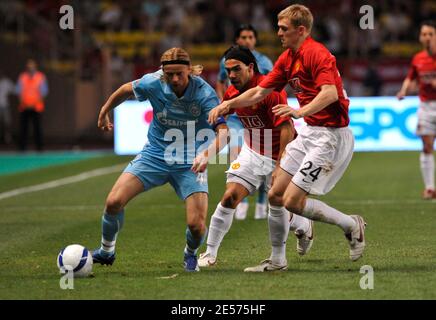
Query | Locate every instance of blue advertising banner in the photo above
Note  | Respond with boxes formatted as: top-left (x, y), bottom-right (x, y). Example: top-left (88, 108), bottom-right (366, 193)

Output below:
top-left (114, 96), bottom-right (421, 155)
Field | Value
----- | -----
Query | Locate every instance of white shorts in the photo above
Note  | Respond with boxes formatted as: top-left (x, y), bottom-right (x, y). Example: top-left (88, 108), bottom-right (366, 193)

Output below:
top-left (226, 144), bottom-right (276, 194)
top-left (416, 101), bottom-right (436, 136)
top-left (280, 125), bottom-right (354, 195)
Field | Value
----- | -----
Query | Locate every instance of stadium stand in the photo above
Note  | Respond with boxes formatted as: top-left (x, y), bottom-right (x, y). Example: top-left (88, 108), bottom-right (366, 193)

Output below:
top-left (0, 0), bottom-right (435, 150)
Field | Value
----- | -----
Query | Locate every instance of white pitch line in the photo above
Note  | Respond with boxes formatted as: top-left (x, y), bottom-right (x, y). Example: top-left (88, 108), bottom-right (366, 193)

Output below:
top-left (1, 203), bottom-right (180, 212)
top-left (0, 164), bottom-right (125, 201)
top-left (329, 199), bottom-right (436, 205)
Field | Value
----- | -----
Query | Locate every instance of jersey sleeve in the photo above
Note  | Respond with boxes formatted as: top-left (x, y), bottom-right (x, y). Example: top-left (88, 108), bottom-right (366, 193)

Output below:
top-left (132, 74), bottom-right (154, 102)
top-left (265, 90), bottom-right (291, 127)
top-left (308, 49), bottom-right (337, 89)
top-left (259, 52), bottom-right (288, 91)
top-left (222, 89), bottom-right (231, 102)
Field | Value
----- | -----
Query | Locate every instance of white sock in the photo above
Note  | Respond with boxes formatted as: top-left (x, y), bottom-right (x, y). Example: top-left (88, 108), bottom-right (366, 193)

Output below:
top-left (302, 198), bottom-right (356, 233)
top-left (205, 203), bottom-right (235, 257)
top-left (268, 205), bottom-right (290, 265)
top-left (420, 153), bottom-right (435, 190)
top-left (289, 211), bottom-right (310, 234)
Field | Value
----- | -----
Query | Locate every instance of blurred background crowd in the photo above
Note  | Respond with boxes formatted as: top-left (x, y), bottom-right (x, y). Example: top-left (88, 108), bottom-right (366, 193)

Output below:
top-left (0, 0), bottom-right (434, 149)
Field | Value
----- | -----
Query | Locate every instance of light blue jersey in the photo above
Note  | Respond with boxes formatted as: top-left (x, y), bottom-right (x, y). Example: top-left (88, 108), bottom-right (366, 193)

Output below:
top-left (125, 69), bottom-right (225, 199)
top-left (132, 69), bottom-right (222, 164)
top-left (217, 49), bottom-right (273, 82)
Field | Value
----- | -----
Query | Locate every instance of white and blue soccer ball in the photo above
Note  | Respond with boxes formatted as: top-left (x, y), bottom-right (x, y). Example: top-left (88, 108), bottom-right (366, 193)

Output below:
top-left (57, 244), bottom-right (93, 278)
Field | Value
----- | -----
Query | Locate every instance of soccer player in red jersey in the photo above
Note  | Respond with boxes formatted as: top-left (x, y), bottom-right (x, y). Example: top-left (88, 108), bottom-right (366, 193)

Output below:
top-left (209, 4), bottom-right (366, 271)
top-left (397, 21), bottom-right (436, 199)
top-left (198, 46), bottom-right (314, 268)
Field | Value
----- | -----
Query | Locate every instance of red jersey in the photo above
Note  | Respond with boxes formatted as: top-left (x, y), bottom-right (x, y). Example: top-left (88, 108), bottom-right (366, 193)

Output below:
top-left (224, 73), bottom-right (293, 160)
top-left (406, 50), bottom-right (436, 102)
top-left (259, 36), bottom-right (349, 127)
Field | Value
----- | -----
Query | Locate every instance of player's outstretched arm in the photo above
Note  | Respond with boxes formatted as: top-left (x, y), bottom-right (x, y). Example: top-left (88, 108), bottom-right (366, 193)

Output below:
top-left (208, 85), bottom-right (273, 124)
top-left (191, 123), bottom-right (229, 173)
top-left (98, 82), bottom-right (134, 131)
top-left (396, 78), bottom-right (412, 100)
top-left (273, 84), bottom-right (338, 119)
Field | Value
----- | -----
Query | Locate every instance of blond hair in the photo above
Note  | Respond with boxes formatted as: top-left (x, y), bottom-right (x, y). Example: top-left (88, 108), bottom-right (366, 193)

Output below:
top-left (160, 47), bottom-right (203, 76)
top-left (278, 4), bottom-right (313, 32)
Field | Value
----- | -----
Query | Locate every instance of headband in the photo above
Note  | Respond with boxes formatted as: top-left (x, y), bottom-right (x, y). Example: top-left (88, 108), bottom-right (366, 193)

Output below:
top-left (161, 60), bottom-right (190, 66)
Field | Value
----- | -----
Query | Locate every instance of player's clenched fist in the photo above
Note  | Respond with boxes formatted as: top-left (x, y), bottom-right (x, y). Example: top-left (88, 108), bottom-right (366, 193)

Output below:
top-left (208, 101), bottom-right (231, 124)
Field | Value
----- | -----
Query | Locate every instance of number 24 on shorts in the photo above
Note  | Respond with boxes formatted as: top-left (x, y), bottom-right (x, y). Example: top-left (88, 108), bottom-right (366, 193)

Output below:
top-left (299, 161), bottom-right (322, 182)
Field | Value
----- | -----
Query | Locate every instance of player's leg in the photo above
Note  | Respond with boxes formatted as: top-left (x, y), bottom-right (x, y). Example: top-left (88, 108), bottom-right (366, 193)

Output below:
top-left (268, 168), bottom-right (313, 256)
top-left (283, 179), bottom-right (365, 261)
top-left (244, 168), bottom-right (312, 272)
top-left (2, 107), bottom-right (12, 144)
top-left (93, 152), bottom-right (168, 265)
top-left (32, 110), bottom-right (43, 151)
top-left (169, 168), bottom-right (210, 271)
top-left (19, 110), bottom-right (29, 151)
top-left (228, 115), bottom-right (249, 220)
top-left (199, 182), bottom-right (249, 267)
top-left (254, 182), bottom-right (268, 220)
top-left (283, 127), bottom-right (366, 261)
top-left (244, 138), bottom-right (313, 273)
top-left (0, 109), bottom-right (4, 143)
top-left (184, 192), bottom-right (209, 271)
top-left (93, 172), bottom-right (144, 264)
top-left (416, 102), bottom-right (436, 199)
top-left (420, 135), bottom-right (435, 199)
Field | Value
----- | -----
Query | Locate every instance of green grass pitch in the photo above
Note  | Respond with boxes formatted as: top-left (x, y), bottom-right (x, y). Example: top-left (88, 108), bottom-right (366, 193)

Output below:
top-left (0, 151), bottom-right (435, 299)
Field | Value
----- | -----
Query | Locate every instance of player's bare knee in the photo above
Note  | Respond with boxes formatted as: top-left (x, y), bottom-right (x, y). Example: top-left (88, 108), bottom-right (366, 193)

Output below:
top-left (105, 195), bottom-right (124, 214)
top-left (268, 189), bottom-right (283, 206)
top-left (221, 189), bottom-right (240, 209)
top-left (187, 222), bottom-right (204, 237)
top-left (283, 196), bottom-right (304, 215)
top-left (423, 145), bottom-right (433, 154)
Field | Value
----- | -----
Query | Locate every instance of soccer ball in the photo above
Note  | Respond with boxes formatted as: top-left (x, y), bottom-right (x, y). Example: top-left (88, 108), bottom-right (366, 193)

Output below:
top-left (57, 244), bottom-right (93, 278)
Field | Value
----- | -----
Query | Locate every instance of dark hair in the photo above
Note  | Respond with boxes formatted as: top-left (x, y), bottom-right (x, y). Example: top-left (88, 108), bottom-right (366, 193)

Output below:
top-left (224, 45), bottom-right (259, 73)
top-left (234, 24), bottom-right (258, 41)
top-left (420, 20), bottom-right (436, 29)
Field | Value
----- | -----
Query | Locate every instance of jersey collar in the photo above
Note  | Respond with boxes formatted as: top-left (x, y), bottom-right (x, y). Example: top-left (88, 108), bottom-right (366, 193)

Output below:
top-left (292, 36), bottom-right (313, 57)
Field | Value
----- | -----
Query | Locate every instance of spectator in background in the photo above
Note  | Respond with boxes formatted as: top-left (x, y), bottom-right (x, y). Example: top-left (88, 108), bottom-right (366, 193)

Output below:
top-left (109, 49), bottom-right (125, 91)
top-left (17, 59), bottom-right (48, 151)
top-left (99, 2), bottom-right (122, 31)
top-left (159, 24), bottom-right (182, 52)
top-left (250, 2), bottom-right (273, 33)
top-left (0, 71), bottom-right (15, 145)
top-left (216, 24), bottom-right (273, 100)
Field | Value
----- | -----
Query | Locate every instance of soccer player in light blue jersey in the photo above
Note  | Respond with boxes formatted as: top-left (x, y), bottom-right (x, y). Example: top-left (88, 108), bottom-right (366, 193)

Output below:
top-left (92, 48), bottom-right (229, 272)
top-left (216, 24), bottom-right (274, 220)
